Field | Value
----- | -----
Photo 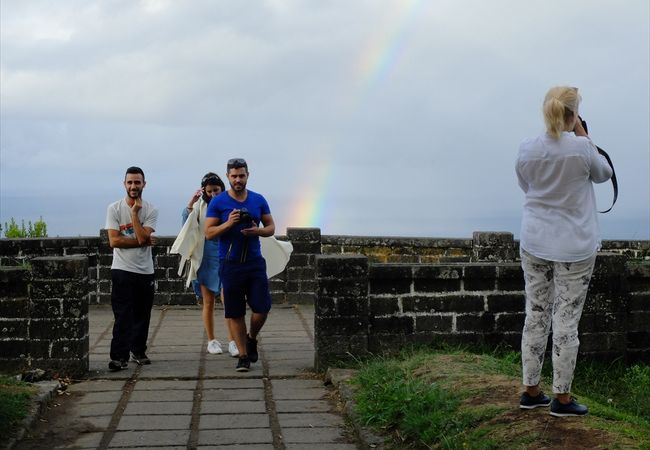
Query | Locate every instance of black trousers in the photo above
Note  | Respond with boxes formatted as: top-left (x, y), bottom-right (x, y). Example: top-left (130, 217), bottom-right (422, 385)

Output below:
top-left (110, 269), bottom-right (155, 361)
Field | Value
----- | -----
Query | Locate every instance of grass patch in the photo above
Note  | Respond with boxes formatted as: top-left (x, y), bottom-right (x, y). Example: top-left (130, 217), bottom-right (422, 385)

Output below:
top-left (0, 375), bottom-right (37, 439)
top-left (350, 348), bottom-right (650, 449)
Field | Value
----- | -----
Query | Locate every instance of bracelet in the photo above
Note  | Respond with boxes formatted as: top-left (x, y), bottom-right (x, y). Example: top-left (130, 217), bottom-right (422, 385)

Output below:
top-left (187, 206), bottom-right (193, 210)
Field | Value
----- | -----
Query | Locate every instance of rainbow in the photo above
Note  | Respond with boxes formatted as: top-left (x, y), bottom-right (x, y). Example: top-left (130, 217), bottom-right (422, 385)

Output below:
top-left (285, 1), bottom-right (423, 232)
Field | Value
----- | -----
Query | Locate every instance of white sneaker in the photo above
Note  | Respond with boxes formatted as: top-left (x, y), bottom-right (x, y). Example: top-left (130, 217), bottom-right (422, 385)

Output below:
top-left (207, 340), bottom-right (223, 354)
top-left (228, 340), bottom-right (239, 357)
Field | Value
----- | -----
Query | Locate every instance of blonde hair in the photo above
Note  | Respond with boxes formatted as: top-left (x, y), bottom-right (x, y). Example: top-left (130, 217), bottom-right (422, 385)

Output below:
top-left (543, 86), bottom-right (581, 139)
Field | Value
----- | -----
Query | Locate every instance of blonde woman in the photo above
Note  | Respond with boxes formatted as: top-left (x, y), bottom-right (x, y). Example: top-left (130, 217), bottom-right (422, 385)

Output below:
top-left (174, 173), bottom-right (238, 356)
top-left (516, 86), bottom-right (612, 417)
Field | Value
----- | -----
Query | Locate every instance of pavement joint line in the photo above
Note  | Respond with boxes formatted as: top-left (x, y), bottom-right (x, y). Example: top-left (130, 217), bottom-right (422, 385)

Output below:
top-left (293, 305), bottom-right (314, 345)
top-left (97, 307), bottom-right (167, 450)
top-left (187, 331), bottom-right (208, 449)
top-left (261, 342), bottom-right (286, 450)
top-left (91, 317), bottom-right (114, 352)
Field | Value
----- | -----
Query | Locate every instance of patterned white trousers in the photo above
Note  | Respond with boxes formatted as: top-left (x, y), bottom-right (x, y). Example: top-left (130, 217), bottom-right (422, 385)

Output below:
top-left (520, 249), bottom-right (596, 394)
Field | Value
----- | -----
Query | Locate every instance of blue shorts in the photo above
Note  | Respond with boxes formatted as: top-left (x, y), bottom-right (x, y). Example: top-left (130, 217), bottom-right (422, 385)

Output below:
top-left (220, 257), bottom-right (272, 318)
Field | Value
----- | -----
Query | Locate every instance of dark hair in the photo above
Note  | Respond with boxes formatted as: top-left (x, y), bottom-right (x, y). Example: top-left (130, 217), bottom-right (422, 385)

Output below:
top-left (125, 166), bottom-right (145, 181)
top-left (201, 172), bottom-right (225, 191)
top-left (226, 158), bottom-right (248, 172)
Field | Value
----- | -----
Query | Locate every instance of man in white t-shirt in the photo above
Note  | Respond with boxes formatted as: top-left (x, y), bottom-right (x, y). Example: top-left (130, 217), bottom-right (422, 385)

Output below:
top-left (105, 166), bottom-right (159, 371)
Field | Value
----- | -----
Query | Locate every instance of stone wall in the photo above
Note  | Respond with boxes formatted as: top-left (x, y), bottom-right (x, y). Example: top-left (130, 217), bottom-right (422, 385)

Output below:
top-left (0, 256), bottom-right (89, 377)
top-left (314, 252), bottom-right (650, 370)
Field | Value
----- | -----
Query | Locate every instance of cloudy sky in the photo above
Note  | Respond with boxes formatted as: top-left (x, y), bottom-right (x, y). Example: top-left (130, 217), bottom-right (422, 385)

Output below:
top-left (1, 0), bottom-right (648, 239)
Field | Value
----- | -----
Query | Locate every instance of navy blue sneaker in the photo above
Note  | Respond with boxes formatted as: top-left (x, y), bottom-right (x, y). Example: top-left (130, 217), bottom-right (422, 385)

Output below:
top-left (519, 391), bottom-right (552, 409)
top-left (550, 398), bottom-right (588, 417)
top-left (246, 335), bottom-right (258, 363)
top-left (108, 359), bottom-right (128, 371)
top-left (130, 352), bottom-right (151, 365)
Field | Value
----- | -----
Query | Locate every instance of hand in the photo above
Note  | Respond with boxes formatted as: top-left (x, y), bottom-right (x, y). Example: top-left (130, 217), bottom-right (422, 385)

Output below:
top-left (227, 209), bottom-right (241, 226)
top-left (149, 233), bottom-right (158, 246)
top-left (131, 198), bottom-right (142, 213)
top-left (187, 189), bottom-right (202, 208)
top-left (241, 226), bottom-right (259, 236)
top-left (574, 116), bottom-right (588, 137)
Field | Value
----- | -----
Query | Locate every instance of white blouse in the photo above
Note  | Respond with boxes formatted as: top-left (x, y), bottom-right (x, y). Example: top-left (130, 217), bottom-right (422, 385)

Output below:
top-left (516, 131), bottom-right (613, 262)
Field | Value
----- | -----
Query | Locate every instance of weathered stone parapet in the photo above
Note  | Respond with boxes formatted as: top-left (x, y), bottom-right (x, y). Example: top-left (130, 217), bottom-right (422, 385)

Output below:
top-left (0, 256), bottom-right (90, 377)
top-left (314, 255), bottom-right (369, 371)
top-left (313, 250), bottom-right (650, 370)
top-left (472, 231), bottom-right (516, 262)
top-left (285, 228), bottom-right (321, 304)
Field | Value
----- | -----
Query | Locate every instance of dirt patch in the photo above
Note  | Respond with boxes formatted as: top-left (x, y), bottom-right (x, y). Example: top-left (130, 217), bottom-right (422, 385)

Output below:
top-left (12, 390), bottom-right (102, 450)
top-left (351, 353), bottom-right (648, 449)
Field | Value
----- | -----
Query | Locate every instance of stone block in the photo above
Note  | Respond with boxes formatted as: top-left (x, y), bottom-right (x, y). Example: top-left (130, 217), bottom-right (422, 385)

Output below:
top-left (31, 256), bottom-right (88, 279)
top-left (337, 297), bottom-right (368, 317)
top-left (628, 292), bottom-right (650, 311)
top-left (415, 314), bottom-right (453, 332)
top-left (496, 265), bottom-right (525, 291)
top-left (315, 296), bottom-right (336, 317)
top-left (369, 297), bottom-right (400, 316)
top-left (0, 339), bottom-right (28, 358)
top-left (287, 292), bottom-right (316, 304)
top-left (30, 279), bottom-right (89, 300)
top-left (31, 298), bottom-right (62, 318)
top-left (0, 319), bottom-right (28, 338)
top-left (287, 227), bottom-right (321, 243)
top-left (318, 278), bottom-right (366, 298)
top-left (579, 312), bottom-right (626, 333)
top-left (627, 331), bottom-right (650, 349)
top-left (495, 312), bottom-right (525, 332)
top-left (627, 311), bottom-right (650, 332)
top-left (154, 254), bottom-right (180, 269)
top-left (472, 231), bottom-right (515, 262)
top-left (51, 339), bottom-right (89, 358)
top-left (287, 254), bottom-right (310, 266)
top-left (486, 294), bottom-right (525, 312)
top-left (316, 255), bottom-right (367, 278)
top-left (369, 316), bottom-right (414, 334)
top-left (291, 242), bottom-right (322, 254)
top-left (29, 358), bottom-right (88, 378)
top-left (30, 318), bottom-right (88, 340)
top-left (287, 266), bottom-right (317, 280)
top-left (315, 316), bottom-right (368, 335)
top-left (156, 279), bottom-right (184, 293)
top-left (403, 295), bottom-right (484, 313)
top-left (0, 267), bottom-right (30, 298)
top-left (463, 265), bottom-right (497, 291)
top-left (0, 298), bottom-right (30, 318)
top-left (29, 340), bottom-right (51, 358)
top-left (583, 293), bottom-right (627, 314)
top-left (456, 313), bottom-right (495, 332)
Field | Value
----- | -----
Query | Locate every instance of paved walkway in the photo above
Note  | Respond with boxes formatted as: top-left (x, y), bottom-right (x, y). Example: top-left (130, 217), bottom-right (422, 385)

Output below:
top-left (29, 304), bottom-right (358, 449)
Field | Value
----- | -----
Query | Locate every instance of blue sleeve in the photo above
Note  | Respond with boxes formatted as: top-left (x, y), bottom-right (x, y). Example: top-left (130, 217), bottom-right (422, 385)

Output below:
top-left (206, 196), bottom-right (219, 218)
top-left (181, 207), bottom-right (190, 225)
top-left (260, 194), bottom-right (271, 215)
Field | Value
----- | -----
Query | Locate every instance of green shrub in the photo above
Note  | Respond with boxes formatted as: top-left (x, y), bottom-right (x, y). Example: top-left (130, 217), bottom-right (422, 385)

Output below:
top-left (1, 217), bottom-right (48, 238)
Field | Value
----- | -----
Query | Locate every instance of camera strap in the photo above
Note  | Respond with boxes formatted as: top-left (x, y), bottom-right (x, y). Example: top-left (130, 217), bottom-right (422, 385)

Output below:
top-left (596, 145), bottom-right (618, 213)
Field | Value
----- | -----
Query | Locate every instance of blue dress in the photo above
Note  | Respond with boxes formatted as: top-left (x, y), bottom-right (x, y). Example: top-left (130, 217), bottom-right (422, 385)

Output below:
top-left (182, 206), bottom-right (221, 297)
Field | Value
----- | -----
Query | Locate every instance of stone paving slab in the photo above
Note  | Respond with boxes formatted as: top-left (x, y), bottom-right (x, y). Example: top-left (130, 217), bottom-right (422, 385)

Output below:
top-left (67, 380), bottom-right (125, 392)
top-left (201, 387), bottom-right (265, 401)
top-left (75, 402), bottom-right (120, 417)
top-left (282, 426), bottom-right (348, 443)
top-left (129, 389), bottom-right (194, 402)
top-left (199, 413), bottom-right (270, 429)
top-left (108, 430), bottom-right (191, 447)
top-left (200, 400), bottom-right (267, 414)
top-left (202, 379), bottom-right (264, 389)
top-left (122, 401), bottom-right (194, 415)
top-left (132, 380), bottom-right (197, 390)
top-left (198, 428), bottom-right (273, 445)
top-left (275, 399), bottom-right (334, 413)
top-left (277, 412), bottom-right (346, 428)
top-left (285, 445), bottom-right (357, 450)
top-left (197, 445), bottom-right (274, 450)
top-left (116, 414), bottom-right (192, 430)
top-left (76, 390), bottom-right (125, 404)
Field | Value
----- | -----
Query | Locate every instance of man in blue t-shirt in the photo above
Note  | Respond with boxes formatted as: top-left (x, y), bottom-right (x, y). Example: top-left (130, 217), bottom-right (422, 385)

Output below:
top-left (205, 158), bottom-right (276, 372)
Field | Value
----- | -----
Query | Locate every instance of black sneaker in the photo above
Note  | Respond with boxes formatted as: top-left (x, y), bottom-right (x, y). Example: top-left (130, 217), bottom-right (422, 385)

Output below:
top-left (130, 352), bottom-right (151, 365)
top-left (236, 357), bottom-right (251, 372)
top-left (550, 398), bottom-right (588, 417)
top-left (108, 359), bottom-right (128, 371)
top-left (519, 391), bottom-right (551, 409)
top-left (246, 335), bottom-right (258, 363)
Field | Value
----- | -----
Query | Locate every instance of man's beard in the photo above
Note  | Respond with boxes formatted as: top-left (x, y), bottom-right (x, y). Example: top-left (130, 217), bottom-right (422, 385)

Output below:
top-left (127, 189), bottom-right (141, 199)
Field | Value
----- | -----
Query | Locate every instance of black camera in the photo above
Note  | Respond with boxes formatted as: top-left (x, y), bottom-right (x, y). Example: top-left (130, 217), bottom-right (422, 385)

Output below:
top-left (238, 207), bottom-right (254, 227)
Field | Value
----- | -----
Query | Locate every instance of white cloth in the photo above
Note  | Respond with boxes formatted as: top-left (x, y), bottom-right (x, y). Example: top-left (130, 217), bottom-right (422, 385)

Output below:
top-left (170, 198), bottom-right (208, 287)
top-left (516, 131), bottom-right (612, 262)
top-left (105, 198), bottom-right (158, 274)
top-left (260, 236), bottom-right (293, 278)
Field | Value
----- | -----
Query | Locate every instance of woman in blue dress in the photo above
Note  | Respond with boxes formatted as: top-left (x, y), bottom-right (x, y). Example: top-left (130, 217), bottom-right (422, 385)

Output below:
top-left (182, 173), bottom-right (238, 356)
